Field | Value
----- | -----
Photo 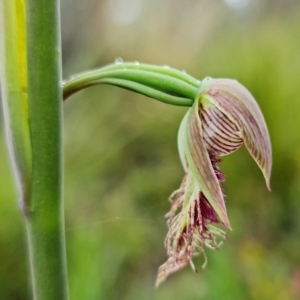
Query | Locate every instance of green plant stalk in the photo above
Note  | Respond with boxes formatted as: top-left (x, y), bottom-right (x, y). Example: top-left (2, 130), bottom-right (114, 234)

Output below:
top-left (0, 0), bottom-right (32, 208)
top-left (25, 0), bottom-right (69, 299)
top-left (63, 62), bottom-right (200, 106)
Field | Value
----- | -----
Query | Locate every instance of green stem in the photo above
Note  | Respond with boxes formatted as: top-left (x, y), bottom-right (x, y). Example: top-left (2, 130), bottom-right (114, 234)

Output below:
top-left (63, 62), bottom-right (200, 106)
top-left (0, 0), bottom-right (32, 209)
top-left (25, 1), bottom-right (69, 299)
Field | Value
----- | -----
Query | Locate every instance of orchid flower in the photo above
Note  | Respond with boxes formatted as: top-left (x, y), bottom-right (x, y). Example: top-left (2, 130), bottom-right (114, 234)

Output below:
top-left (156, 78), bottom-right (272, 286)
top-left (62, 63), bottom-right (272, 287)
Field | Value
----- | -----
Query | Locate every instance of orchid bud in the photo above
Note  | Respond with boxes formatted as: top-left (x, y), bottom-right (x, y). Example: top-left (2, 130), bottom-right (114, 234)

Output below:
top-left (156, 78), bottom-right (272, 286)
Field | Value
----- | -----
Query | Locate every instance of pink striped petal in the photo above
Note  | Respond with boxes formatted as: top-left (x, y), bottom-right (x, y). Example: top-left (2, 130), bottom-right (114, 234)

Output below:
top-left (200, 79), bottom-right (272, 190)
top-left (199, 97), bottom-right (243, 156)
top-left (184, 99), bottom-right (231, 229)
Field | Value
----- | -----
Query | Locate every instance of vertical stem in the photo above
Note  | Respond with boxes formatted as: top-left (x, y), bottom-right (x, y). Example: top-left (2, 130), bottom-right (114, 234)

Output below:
top-left (26, 1), bottom-right (69, 299)
top-left (0, 0), bottom-right (32, 209)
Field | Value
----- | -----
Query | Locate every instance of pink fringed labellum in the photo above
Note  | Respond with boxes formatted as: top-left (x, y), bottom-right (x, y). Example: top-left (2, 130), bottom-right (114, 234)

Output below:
top-left (156, 78), bottom-right (272, 287)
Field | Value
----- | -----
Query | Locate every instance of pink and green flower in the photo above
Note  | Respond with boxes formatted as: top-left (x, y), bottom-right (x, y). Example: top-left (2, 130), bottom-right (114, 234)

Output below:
top-left (156, 78), bottom-right (272, 286)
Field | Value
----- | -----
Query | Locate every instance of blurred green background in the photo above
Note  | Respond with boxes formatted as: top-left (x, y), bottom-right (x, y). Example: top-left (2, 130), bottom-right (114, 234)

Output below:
top-left (1, 0), bottom-right (300, 299)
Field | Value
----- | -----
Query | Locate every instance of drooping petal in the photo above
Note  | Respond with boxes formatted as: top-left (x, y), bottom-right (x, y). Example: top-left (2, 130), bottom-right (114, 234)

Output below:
top-left (183, 98), bottom-right (231, 229)
top-left (200, 79), bottom-right (272, 190)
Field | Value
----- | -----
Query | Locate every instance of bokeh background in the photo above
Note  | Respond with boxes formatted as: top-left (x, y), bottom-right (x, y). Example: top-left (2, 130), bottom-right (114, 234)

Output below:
top-left (1, 0), bottom-right (300, 299)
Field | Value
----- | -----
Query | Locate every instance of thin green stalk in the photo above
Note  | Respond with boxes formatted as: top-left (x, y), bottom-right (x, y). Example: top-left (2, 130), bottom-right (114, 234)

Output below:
top-left (63, 62), bottom-right (200, 106)
top-left (25, 0), bottom-right (69, 299)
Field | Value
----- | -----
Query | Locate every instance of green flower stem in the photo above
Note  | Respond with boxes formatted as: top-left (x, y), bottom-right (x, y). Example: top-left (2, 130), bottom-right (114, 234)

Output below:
top-left (0, 0), bottom-right (32, 209)
top-left (63, 62), bottom-right (200, 106)
top-left (25, 0), bottom-right (69, 299)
